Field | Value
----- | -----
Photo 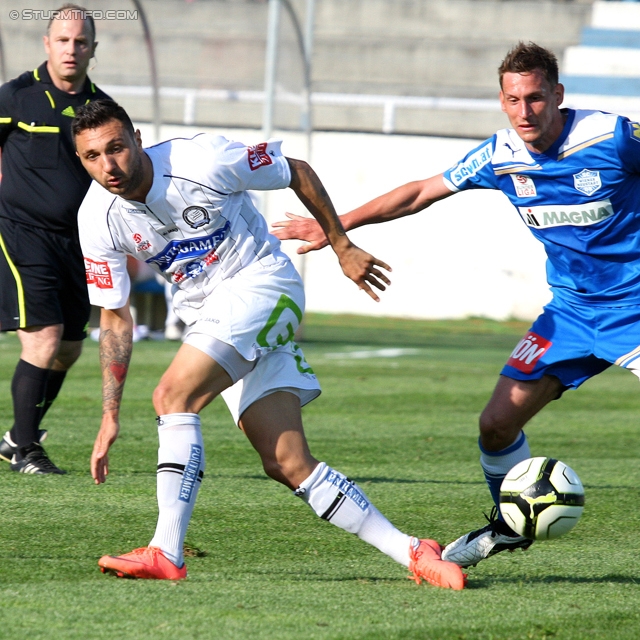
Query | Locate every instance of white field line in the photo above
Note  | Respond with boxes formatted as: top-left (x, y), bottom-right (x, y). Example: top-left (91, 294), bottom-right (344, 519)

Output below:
top-left (323, 348), bottom-right (423, 359)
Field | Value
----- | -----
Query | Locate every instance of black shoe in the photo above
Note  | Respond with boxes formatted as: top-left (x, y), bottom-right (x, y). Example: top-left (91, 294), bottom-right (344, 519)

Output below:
top-left (0, 429), bottom-right (48, 463)
top-left (10, 443), bottom-right (65, 475)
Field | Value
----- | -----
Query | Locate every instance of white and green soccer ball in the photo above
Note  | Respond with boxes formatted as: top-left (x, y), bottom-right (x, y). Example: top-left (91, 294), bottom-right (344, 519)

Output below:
top-left (500, 457), bottom-right (585, 541)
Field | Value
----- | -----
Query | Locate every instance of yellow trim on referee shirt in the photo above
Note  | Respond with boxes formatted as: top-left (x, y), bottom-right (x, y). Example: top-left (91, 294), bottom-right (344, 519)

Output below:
top-left (0, 117), bottom-right (11, 124)
top-left (45, 90), bottom-right (55, 109)
top-left (17, 122), bottom-right (60, 134)
top-left (0, 231), bottom-right (26, 328)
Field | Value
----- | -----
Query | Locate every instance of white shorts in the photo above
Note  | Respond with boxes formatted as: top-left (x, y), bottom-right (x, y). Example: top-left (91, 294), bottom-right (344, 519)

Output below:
top-left (181, 255), bottom-right (321, 423)
top-left (220, 346), bottom-right (320, 424)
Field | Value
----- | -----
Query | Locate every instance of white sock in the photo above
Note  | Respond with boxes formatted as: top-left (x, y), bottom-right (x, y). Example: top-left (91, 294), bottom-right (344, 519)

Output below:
top-left (480, 431), bottom-right (531, 477)
top-left (480, 431), bottom-right (531, 512)
top-left (295, 462), bottom-right (413, 567)
top-left (148, 413), bottom-right (205, 567)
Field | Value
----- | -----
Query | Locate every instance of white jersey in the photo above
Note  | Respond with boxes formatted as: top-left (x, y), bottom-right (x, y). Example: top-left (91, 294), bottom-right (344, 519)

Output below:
top-left (78, 134), bottom-right (291, 311)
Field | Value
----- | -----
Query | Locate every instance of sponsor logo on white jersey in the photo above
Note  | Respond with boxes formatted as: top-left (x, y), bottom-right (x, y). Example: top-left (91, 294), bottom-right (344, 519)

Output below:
top-left (124, 207), bottom-right (146, 214)
top-left (158, 224), bottom-right (179, 238)
top-left (511, 174), bottom-right (537, 198)
top-left (182, 205), bottom-right (210, 229)
top-left (247, 142), bottom-right (273, 171)
top-left (518, 199), bottom-right (613, 229)
top-left (146, 220), bottom-right (231, 271)
top-left (173, 248), bottom-right (220, 283)
top-left (449, 142), bottom-right (492, 187)
top-left (573, 169), bottom-right (601, 196)
top-left (132, 233), bottom-right (151, 252)
top-left (84, 258), bottom-right (113, 289)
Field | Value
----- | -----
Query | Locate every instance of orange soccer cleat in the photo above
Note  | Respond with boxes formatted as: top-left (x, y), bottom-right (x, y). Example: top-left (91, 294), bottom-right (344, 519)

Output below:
top-left (408, 539), bottom-right (467, 590)
top-left (98, 546), bottom-right (187, 580)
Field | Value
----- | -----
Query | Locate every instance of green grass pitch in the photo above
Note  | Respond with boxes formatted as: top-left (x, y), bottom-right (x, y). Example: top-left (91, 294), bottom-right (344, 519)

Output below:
top-left (1, 314), bottom-right (639, 639)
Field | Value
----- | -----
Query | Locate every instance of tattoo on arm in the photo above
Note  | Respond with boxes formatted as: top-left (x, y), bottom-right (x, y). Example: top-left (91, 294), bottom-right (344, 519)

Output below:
top-left (99, 327), bottom-right (133, 415)
top-left (290, 158), bottom-right (346, 239)
top-left (109, 362), bottom-right (128, 384)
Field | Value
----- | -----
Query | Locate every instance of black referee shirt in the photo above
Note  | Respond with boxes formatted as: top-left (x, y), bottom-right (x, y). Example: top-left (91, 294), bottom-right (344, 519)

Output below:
top-left (0, 61), bottom-right (110, 235)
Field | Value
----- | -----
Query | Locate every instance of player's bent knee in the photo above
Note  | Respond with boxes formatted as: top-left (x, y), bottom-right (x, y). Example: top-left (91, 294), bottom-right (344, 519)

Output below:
top-left (261, 456), bottom-right (290, 480)
top-left (152, 381), bottom-right (186, 415)
top-left (261, 454), bottom-right (316, 490)
top-left (261, 458), bottom-right (287, 484)
top-left (261, 458), bottom-right (301, 489)
top-left (478, 411), bottom-right (521, 450)
top-left (152, 383), bottom-right (167, 411)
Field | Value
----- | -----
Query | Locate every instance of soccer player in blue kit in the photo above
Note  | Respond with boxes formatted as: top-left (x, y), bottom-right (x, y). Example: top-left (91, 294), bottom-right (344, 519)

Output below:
top-left (272, 41), bottom-right (640, 568)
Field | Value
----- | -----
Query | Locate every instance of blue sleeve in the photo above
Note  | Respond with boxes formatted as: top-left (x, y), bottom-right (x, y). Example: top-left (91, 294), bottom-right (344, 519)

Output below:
top-left (615, 117), bottom-right (640, 174)
top-left (442, 136), bottom-right (499, 192)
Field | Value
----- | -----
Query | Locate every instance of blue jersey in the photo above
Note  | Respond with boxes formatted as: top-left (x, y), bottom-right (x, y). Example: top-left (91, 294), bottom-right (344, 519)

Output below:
top-left (442, 109), bottom-right (640, 306)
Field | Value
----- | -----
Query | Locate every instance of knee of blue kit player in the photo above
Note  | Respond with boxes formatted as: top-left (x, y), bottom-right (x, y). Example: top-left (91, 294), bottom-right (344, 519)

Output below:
top-left (295, 462), bottom-right (371, 534)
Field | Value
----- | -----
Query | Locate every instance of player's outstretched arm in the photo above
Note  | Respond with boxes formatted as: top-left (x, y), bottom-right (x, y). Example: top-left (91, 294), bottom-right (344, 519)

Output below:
top-left (272, 173), bottom-right (453, 254)
top-left (286, 157), bottom-right (391, 302)
top-left (91, 304), bottom-right (134, 485)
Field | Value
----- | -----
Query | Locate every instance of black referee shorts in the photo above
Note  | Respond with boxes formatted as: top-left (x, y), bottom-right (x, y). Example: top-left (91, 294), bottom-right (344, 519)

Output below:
top-left (0, 217), bottom-right (90, 340)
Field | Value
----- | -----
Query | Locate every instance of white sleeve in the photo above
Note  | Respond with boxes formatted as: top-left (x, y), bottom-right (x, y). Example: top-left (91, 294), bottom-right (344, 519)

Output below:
top-left (77, 185), bottom-right (131, 310)
top-left (206, 135), bottom-right (292, 193)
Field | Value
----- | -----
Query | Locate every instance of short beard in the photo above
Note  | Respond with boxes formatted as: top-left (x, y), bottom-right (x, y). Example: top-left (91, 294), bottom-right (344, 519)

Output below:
top-left (119, 153), bottom-right (146, 200)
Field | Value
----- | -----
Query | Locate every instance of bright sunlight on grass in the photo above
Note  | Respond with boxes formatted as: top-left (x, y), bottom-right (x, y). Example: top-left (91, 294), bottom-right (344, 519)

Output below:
top-left (1, 314), bottom-right (639, 639)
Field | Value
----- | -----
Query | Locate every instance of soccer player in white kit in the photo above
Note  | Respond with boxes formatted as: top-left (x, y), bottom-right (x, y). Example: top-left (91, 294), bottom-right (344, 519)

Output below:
top-left (72, 100), bottom-right (465, 589)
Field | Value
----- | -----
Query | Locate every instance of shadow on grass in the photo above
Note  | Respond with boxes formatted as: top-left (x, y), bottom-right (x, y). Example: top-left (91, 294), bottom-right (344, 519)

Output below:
top-left (215, 473), bottom-right (486, 486)
top-left (244, 571), bottom-right (639, 589)
top-left (8, 468), bottom-right (636, 493)
top-left (468, 574), bottom-right (639, 589)
top-left (212, 474), bottom-right (640, 491)
top-left (185, 567), bottom-right (639, 589)
top-left (201, 566), bottom-right (410, 584)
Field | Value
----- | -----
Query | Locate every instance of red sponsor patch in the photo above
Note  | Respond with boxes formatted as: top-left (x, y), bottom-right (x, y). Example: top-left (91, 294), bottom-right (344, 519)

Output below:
top-left (247, 142), bottom-right (273, 171)
top-left (203, 249), bottom-right (219, 266)
top-left (133, 233), bottom-right (142, 243)
top-left (506, 331), bottom-right (552, 374)
top-left (84, 257), bottom-right (114, 289)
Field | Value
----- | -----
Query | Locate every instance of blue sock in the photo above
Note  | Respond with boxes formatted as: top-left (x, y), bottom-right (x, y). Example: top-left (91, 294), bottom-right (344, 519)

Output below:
top-left (479, 431), bottom-right (531, 518)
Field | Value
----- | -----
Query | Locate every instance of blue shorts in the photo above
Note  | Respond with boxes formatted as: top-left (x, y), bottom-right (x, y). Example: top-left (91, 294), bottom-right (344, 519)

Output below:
top-left (501, 297), bottom-right (640, 389)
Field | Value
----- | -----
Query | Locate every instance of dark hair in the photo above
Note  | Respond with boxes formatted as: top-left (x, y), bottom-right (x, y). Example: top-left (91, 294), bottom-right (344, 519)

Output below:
top-left (72, 99), bottom-right (135, 140)
top-left (47, 3), bottom-right (96, 42)
top-left (498, 42), bottom-right (559, 88)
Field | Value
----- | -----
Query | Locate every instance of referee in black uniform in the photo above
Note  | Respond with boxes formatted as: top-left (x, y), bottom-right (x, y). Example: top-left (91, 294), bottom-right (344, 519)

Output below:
top-left (0, 4), bottom-right (109, 473)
